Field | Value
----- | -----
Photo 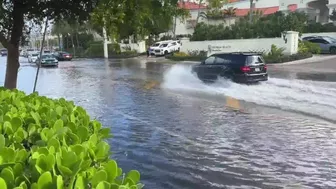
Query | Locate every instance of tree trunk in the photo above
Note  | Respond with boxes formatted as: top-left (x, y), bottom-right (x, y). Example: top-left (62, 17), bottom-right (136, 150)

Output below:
top-left (4, 46), bottom-right (20, 89)
top-left (75, 33), bottom-right (80, 48)
top-left (57, 34), bottom-right (61, 50)
top-left (249, 0), bottom-right (253, 23)
top-left (4, 1), bottom-right (24, 89)
top-left (71, 34), bottom-right (76, 57)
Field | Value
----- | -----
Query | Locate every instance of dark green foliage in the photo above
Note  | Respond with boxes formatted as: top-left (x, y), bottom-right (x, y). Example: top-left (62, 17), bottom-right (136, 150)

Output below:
top-left (84, 42), bottom-right (138, 58)
top-left (191, 11), bottom-right (336, 41)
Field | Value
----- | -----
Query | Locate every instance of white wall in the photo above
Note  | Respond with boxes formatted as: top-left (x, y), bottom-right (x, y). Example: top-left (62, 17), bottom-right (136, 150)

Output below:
top-left (119, 41), bottom-right (146, 53)
top-left (179, 31), bottom-right (299, 56)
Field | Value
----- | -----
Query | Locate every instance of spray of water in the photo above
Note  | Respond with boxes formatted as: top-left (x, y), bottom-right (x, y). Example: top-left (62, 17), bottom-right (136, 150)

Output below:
top-left (161, 64), bottom-right (336, 121)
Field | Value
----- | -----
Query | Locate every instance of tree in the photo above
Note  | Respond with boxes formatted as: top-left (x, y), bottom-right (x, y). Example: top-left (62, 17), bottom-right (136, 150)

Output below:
top-left (91, 0), bottom-right (189, 41)
top-left (249, 0), bottom-right (258, 23)
top-left (0, 0), bottom-right (99, 89)
top-left (330, 9), bottom-right (336, 22)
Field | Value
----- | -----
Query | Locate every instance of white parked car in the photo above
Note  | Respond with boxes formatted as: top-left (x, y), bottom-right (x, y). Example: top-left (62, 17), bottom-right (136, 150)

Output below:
top-left (153, 41), bottom-right (181, 56)
top-left (28, 53), bottom-right (39, 63)
top-left (149, 40), bottom-right (171, 55)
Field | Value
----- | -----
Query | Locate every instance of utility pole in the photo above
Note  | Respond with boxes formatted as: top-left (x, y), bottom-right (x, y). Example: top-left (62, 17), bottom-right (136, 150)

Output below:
top-left (103, 26), bottom-right (108, 58)
top-left (33, 16), bottom-right (49, 93)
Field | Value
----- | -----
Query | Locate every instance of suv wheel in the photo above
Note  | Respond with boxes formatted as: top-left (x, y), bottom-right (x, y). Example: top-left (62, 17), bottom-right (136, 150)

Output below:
top-left (330, 46), bottom-right (336, 54)
top-left (164, 50), bottom-right (168, 55)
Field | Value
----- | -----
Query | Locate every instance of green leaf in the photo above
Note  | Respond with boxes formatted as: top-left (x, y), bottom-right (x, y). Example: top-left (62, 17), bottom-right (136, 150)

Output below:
top-left (96, 181), bottom-right (110, 189)
top-left (1, 167), bottom-right (14, 188)
top-left (13, 163), bottom-right (23, 178)
top-left (0, 177), bottom-right (7, 189)
top-left (55, 175), bottom-right (63, 189)
top-left (53, 119), bottom-right (64, 131)
top-left (95, 141), bottom-right (110, 160)
top-left (4, 121), bottom-right (13, 135)
top-left (105, 160), bottom-right (118, 182)
top-left (74, 176), bottom-right (85, 189)
top-left (76, 126), bottom-right (89, 142)
top-left (0, 134), bottom-right (5, 149)
top-left (91, 170), bottom-right (107, 187)
top-left (47, 138), bottom-right (60, 151)
top-left (37, 171), bottom-right (53, 189)
top-left (55, 106), bottom-right (63, 116)
top-left (11, 117), bottom-right (22, 132)
top-left (98, 128), bottom-right (111, 139)
top-left (126, 170), bottom-right (141, 184)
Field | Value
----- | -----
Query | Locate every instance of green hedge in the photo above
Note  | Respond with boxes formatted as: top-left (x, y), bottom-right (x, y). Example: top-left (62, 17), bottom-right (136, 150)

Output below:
top-left (191, 12), bottom-right (336, 41)
top-left (264, 52), bottom-right (312, 63)
top-left (0, 88), bottom-right (142, 189)
top-left (84, 42), bottom-right (139, 58)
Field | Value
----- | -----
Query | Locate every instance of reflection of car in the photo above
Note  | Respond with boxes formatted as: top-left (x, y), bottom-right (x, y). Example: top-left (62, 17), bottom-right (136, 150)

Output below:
top-left (53, 51), bottom-right (72, 61)
top-left (153, 41), bottom-right (181, 56)
top-left (0, 48), bottom-right (7, 56)
top-left (192, 52), bottom-right (268, 84)
top-left (302, 36), bottom-right (336, 54)
top-left (36, 54), bottom-right (58, 67)
top-left (28, 53), bottom-right (39, 63)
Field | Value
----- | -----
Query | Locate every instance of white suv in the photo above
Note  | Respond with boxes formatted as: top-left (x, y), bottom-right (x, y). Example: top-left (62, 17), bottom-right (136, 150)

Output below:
top-left (28, 52), bottom-right (39, 63)
top-left (153, 41), bottom-right (181, 56)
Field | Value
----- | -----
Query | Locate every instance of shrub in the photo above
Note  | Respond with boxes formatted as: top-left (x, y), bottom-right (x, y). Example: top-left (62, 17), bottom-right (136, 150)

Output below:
top-left (0, 88), bottom-right (142, 188)
top-left (166, 50), bottom-right (207, 61)
top-left (302, 41), bottom-right (321, 54)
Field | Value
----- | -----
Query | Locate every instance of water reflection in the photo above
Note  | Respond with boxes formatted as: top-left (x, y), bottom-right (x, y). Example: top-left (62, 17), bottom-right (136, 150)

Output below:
top-left (0, 58), bottom-right (335, 188)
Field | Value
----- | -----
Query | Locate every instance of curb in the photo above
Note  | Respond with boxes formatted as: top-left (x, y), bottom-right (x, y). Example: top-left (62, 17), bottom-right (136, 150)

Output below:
top-left (268, 55), bottom-right (336, 66)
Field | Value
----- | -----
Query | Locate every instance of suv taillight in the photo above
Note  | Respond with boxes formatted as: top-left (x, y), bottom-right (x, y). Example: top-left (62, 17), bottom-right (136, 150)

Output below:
top-left (240, 66), bottom-right (251, 72)
top-left (264, 65), bottom-right (267, 70)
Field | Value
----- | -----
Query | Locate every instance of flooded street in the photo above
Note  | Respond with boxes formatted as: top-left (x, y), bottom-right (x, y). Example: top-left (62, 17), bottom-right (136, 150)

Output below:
top-left (1, 56), bottom-right (336, 188)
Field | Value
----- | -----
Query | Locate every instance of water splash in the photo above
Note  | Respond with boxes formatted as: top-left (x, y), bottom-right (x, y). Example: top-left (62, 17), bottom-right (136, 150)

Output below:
top-left (161, 64), bottom-right (336, 121)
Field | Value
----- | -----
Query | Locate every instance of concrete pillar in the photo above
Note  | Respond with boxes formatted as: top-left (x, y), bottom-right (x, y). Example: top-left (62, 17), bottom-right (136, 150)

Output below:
top-left (282, 31), bottom-right (299, 55)
top-left (103, 27), bottom-right (108, 59)
top-left (316, 9), bottom-right (320, 23)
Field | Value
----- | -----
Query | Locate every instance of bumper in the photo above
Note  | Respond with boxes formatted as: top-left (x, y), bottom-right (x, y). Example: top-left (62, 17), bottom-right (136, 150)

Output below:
top-left (40, 62), bottom-right (58, 67)
top-left (154, 51), bottom-right (164, 56)
top-left (234, 73), bottom-right (268, 83)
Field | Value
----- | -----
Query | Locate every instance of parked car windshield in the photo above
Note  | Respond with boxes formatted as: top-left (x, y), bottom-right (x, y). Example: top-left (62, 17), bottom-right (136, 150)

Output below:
top-left (152, 43), bottom-right (160, 47)
top-left (160, 44), bottom-right (168, 47)
top-left (32, 54), bottom-right (39, 57)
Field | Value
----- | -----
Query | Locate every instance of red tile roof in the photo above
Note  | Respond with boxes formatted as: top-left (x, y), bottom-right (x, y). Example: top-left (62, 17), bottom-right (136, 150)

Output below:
top-left (234, 6), bottom-right (280, 17)
top-left (178, 2), bottom-right (207, 10)
top-left (288, 4), bottom-right (298, 12)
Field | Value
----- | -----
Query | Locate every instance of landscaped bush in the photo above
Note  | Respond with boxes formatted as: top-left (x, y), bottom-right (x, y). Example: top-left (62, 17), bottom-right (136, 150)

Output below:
top-left (191, 11), bottom-right (336, 41)
top-left (165, 50), bottom-right (207, 61)
top-left (84, 42), bottom-right (138, 58)
top-left (0, 88), bottom-right (142, 188)
top-left (263, 44), bottom-right (312, 63)
top-left (299, 40), bottom-right (321, 54)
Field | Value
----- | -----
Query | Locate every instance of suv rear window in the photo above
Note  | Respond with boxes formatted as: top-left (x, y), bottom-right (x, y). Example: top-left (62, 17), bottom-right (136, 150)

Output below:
top-left (215, 54), bottom-right (247, 65)
top-left (246, 55), bottom-right (265, 65)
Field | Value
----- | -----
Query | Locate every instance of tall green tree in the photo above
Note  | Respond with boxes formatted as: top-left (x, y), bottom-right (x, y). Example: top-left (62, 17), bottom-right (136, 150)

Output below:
top-left (0, 0), bottom-right (99, 89)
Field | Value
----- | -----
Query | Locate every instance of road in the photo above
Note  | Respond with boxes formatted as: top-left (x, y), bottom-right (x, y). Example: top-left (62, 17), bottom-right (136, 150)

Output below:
top-left (1, 56), bottom-right (336, 188)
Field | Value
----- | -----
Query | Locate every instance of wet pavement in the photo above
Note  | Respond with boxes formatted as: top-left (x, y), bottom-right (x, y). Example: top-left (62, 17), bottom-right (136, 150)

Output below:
top-left (1, 56), bottom-right (336, 188)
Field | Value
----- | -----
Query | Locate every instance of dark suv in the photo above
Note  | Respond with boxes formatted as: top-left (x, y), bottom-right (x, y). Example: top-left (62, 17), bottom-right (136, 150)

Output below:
top-left (192, 52), bottom-right (268, 83)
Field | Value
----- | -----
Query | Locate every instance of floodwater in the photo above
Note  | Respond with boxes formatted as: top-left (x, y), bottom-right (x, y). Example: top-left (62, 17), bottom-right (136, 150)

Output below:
top-left (1, 56), bottom-right (336, 189)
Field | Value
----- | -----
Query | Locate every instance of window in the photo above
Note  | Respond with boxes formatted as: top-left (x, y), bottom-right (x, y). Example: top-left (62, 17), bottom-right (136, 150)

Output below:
top-left (247, 55), bottom-right (264, 65)
top-left (172, 42), bottom-right (177, 45)
top-left (215, 54), bottom-right (247, 65)
top-left (309, 39), bottom-right (329, 44)
top-left (160, 44), bottom-right (168, 47)
top-left (152, 43), bottom-right (160, 47)
top-left (204, 56), bottom-right (216, 64)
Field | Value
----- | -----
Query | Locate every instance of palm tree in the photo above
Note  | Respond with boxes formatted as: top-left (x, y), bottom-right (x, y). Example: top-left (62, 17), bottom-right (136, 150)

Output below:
top-left (224, 7), bottom-right (237, 25)
top-left (196, 0), bottom-right (205, 24)
top-left (249, 0), bottom-right (258, 23)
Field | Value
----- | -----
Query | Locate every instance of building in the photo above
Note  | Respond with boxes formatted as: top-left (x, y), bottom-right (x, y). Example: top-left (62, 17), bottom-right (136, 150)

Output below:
top-left (175, 0), bottom-right (335, 36)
